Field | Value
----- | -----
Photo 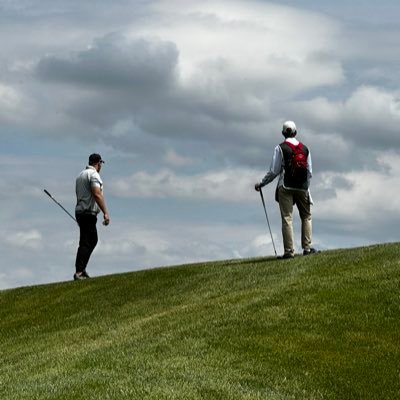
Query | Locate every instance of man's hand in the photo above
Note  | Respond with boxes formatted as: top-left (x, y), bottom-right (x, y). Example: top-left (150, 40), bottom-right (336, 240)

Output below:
top-left (255, 183), bottom-right (262, 192)
top-left (103, 213), bottom-right (110, 226)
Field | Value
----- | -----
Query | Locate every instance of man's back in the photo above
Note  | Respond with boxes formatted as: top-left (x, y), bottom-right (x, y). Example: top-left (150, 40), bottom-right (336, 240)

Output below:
top-left (280, 140), bottom-right (310, 190)
top-left (75, 166), bottom-right (102, 215)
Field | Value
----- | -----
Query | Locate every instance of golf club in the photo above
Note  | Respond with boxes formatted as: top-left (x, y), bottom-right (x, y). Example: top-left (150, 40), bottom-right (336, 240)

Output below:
top-left (44, 189), bottom-right (77, 224)
top-left (259, 188), bottom-right (278, 257)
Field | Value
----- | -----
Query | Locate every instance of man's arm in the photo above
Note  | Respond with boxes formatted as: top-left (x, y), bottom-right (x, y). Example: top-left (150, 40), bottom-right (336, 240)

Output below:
top-left (307, 151), bottom-right (313, 179)
top-left (91, 186), bottom-right (110, 225)
top-left (255, 145), bottom-right (283, 191)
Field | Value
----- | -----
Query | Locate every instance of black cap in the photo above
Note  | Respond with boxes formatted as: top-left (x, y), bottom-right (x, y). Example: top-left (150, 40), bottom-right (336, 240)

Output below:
top-left (88, 153), bottom-right (105, 165)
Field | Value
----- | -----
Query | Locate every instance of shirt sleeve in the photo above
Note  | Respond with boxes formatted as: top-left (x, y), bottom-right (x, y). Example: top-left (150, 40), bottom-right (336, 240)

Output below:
top-left (90, 171), bottom-right (102, 188)
top-left (307, 150), bottom-right (313, 178)
top-left (260, 145), bottom-right (283, 187)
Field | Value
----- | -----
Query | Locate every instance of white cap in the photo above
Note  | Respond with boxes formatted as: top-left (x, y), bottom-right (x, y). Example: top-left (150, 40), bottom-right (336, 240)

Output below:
top-left (282, 120), bottom-right (297, 134)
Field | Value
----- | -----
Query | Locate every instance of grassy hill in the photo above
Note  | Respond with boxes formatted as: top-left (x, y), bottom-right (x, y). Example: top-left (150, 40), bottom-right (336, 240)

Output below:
top-left (1, 243), bottom-right (399, 400)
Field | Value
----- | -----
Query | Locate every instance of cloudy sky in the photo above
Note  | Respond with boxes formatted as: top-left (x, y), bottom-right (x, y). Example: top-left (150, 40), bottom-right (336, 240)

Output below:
top-left (1, 0), bottom-right (400, 289)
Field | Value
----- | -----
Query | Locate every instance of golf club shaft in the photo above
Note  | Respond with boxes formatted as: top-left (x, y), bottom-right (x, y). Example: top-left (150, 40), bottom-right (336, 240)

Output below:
top-left (44, 189), bottom-right (77, 223)
top-left (259, 188), bottom-right (278, 256)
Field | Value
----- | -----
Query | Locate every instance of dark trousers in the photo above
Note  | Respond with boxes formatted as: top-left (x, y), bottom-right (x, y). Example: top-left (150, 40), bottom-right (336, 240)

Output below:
top-left (75, 213), bottom-right (98, 273)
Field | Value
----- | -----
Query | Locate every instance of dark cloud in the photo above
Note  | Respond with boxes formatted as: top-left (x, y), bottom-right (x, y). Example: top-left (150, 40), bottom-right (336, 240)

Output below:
top-left (11, 1), bottom-right (400, 178)
top-left (33, 31), bottom-right (271, 157)
top-left (36, 33), bottom-right (179, 92)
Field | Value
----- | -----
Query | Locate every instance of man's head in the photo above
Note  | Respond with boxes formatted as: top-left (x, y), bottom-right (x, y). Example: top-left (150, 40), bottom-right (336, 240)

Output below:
top-left (88, 153), bottom-right (105, 171)
top-left (282, 121), bottom-right (297, 138)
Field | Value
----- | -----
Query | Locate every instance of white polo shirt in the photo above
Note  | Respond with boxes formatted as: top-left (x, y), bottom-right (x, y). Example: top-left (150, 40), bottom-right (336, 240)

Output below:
top-left (75, 166), bottom-right (103, 215)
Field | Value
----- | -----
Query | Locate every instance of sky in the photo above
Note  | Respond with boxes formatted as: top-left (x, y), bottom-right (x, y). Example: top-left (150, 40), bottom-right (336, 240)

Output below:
top-left (1, 0), bottom-right (400, 289)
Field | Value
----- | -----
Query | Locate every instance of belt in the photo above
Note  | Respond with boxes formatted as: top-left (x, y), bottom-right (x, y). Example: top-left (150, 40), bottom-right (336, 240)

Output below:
top-left (76, 211), bottom-right (98, 216)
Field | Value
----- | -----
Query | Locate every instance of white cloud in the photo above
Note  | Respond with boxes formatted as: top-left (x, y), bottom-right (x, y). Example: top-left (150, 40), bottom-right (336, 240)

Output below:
top-left (109, 167), bottom-right (261, 203)
top-left (138, 0), bottom-right (344, 93)
top-left (4, 230), bottom-right (43, 251)
top-left (0, 83), bottom-right (20, 107)
top-left (343, 86), bottom-right (400, 134)
top-left (0, 83), bottom-right (25, 123)
top-left (315, 152), bottom-right (400, 223)
top-left (238, 234), bottom-right (278, 258)
top-left (163, 149), bottom-right (195, 167)
top-left (294, 86), bottom-right (400, 146)
top-left (96, 219), bottom-right (279, 270)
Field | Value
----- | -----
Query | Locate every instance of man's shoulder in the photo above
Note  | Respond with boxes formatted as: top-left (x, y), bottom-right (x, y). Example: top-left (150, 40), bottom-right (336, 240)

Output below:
top-left (89, 170), bottom-right (102, 186)
top-left (76, 167), bottom-right (101, 182)
top-left (281, 138), bottom-right (300, 145)
top-left (77, 168), bottom-right (89, 180)
top-left (280, 139), bottom-right (309, 150)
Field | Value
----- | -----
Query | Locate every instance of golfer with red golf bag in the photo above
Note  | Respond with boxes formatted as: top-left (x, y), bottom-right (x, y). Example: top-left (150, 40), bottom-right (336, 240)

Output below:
top-left (255, 121), bottom-right (317, 259)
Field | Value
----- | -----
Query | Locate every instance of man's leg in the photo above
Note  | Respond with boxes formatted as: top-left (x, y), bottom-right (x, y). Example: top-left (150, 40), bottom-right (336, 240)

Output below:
top-left (294, 191), bottom-right (312, 251)
top-left (75, 214), bottom-right (98, 274)
top-left (278, 187), bottom-right (295, 256)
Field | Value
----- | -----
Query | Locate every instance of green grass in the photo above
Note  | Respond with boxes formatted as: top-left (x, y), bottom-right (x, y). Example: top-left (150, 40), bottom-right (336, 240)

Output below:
top-left (1, 243), bottom-right (399, 399)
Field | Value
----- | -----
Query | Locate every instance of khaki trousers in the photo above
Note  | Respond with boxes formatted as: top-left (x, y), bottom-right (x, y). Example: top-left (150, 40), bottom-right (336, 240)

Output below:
top-left (278, 187), bottom-right (312, 256)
